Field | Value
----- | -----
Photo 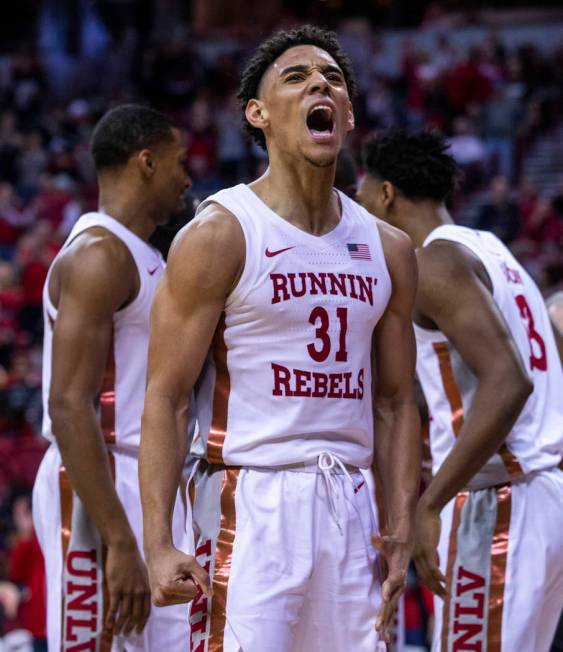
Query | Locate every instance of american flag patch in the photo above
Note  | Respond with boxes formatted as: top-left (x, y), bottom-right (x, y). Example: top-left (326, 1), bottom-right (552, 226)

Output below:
top-left (347, 243), bottom-right (371, 260)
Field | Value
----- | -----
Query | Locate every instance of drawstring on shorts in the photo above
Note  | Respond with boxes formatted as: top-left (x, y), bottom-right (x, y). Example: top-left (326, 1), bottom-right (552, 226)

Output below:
top-left (317, 451), bottom-right (357, 535)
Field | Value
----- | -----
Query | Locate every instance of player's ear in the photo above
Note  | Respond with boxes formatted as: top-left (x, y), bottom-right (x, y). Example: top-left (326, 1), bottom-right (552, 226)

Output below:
top-left (245, 99), bottom-right (269, 131)
top-left (381, 181), bottom-right (395, 207)
top-left (345, 100), bottom-right (354, 132)
top-left (137, 149), bottom-right (156, 178)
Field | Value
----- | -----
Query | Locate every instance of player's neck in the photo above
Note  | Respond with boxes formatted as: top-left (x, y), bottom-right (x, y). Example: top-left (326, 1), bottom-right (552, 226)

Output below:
top-left (98, 184), bottom-right (156, 242)
top-left (403, 203), bottom-right (454, 248)
top-left (251, 159), bottom-right (339, 236)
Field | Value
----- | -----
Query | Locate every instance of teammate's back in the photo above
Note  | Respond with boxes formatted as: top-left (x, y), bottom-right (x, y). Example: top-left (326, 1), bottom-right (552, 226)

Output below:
top-left (415, 224), bottom-right (562, 488)
top-left (358, 128), bottom-right (563, 652)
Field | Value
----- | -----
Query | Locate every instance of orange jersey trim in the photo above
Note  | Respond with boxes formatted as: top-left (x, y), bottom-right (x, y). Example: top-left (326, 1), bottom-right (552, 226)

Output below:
top-left (208, 314), bottom-right (230, 465)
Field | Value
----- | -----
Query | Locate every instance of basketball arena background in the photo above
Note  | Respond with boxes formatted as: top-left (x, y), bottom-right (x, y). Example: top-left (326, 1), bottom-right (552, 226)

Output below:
top-left (0, 1), bottom-right (562, 650)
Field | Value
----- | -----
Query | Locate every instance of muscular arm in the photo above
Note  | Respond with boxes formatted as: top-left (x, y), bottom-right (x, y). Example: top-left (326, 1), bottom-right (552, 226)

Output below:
top-left (371, 223), bottom-right (420, 637)
top-left (413, 241), bottom-right (533, 594)
top-left (49, 234), bottom-right (150, 634)
top-left (139, 205), bottom-right (243, 604)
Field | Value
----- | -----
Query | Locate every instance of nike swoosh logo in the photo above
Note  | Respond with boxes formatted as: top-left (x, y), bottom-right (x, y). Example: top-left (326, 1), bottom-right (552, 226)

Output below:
top-left (265, 246), bottom-right (295, 258)
top-left (148, 267), bottom-right (159, 275)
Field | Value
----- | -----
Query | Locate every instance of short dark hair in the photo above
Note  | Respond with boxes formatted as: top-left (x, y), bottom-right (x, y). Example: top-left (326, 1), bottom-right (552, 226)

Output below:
top-left (238, 25), bottom-right (356, 149)
top-left (363, 129), bottom-right (462, 202)
top-left (91, 104), bottom-right (176, 171)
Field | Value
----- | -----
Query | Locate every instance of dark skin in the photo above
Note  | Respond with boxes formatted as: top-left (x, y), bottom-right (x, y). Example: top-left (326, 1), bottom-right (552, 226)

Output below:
top-left (140, 45), bottom-right (420, 643)
top-left (48, 127), bottom-right (190, 636)
top-left (357, 175), bottom-right (533, 596)
top-left (547, 294), bottom-right (563, 364)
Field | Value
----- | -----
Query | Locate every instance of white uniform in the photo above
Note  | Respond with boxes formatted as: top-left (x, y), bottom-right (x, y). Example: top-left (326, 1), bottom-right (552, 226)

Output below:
top-left (414, 225), bottom-right (563, 652)
top-left (32, 213), bottom-right (192, 652)
top-left (188, 184), bottom-right (392, 651)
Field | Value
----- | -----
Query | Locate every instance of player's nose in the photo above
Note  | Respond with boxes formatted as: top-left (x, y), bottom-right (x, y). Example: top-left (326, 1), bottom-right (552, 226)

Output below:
top-left (308, 71), bottom-right (331, 95)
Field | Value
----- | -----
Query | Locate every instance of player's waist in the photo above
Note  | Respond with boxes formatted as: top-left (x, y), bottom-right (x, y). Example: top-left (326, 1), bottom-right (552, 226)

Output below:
top-left (192, 455), bottom-right (362, 475)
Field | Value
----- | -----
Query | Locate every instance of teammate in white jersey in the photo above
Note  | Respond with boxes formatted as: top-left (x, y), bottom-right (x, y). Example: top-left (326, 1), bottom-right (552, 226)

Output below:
top-left (32, 105), bottom-right (194, 651)
top-left (140, 26), bottom-right (420, 651)
top-left (358, 129), bottom-right (563, 651)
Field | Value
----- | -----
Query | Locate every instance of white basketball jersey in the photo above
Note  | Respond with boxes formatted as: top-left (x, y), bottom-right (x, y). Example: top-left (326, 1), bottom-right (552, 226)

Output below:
top-left (191, 184), bottom-right (392, 468)
top-left (41, 212), bottom-right (165, 452)
top-left (415, 224), bottom-right (563, 489)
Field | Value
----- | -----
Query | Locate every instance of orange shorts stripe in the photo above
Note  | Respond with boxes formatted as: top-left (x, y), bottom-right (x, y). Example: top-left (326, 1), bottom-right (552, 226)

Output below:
top-left (440, 491), bottom-right (468, 652)
top-left (487, 485), bottom-right (512, 652)
top-left (59, 466), bottom-right (73, 652)
top-left (208, 468), bottom-right (240, 651)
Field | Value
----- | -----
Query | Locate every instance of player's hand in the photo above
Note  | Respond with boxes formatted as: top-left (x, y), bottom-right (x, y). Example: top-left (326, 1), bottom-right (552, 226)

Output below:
top-left (412, 500), bottom-right (446, 597)
top-left (147, 546), bottom-right (211, 607)
top-left (0, 581), bottom-right (22, 619)
top-left (104, 539), bottom-right (151, 637)
top-left (372, 533), bottom-right (411, 644)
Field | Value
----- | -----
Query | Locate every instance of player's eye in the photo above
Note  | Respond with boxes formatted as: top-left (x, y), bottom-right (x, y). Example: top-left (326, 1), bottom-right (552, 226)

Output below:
top-left (327, 72), bottom-right (343, 83)
top-left (286, 73), bottom-right (305, 82)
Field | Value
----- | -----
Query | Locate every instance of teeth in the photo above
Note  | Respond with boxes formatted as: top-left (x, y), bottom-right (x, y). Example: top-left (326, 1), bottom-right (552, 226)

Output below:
top-left (310, 105), bottom-right (333, 117)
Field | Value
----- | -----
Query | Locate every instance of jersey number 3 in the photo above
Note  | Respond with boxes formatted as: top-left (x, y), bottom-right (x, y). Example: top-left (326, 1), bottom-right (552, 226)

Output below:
top-left (515, 294), bottom-right (547, 371)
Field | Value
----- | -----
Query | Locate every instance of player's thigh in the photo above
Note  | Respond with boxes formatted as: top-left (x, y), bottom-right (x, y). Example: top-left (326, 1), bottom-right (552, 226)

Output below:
top-left (190, 466), bottom-right (310, 652)
top-left (112, 451), bottom-right (191, 650)
top-left (32, 445), bottom-right (63, 651)
top-left (502, 469), bottom-right (563, 652)
top-left (431, 497), bottom-right (456, 652)
top-left (293, 474), bottom-right (385, 652)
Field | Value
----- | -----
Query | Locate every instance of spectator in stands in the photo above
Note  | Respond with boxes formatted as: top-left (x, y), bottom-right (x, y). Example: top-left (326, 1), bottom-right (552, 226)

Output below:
top-left (482, 84), bottom-right (522, 182)
top-left (476, 175), bottom-right (521, 243)
top-left (7, 493), bottom-right (46, 652)
top-left (0, 184), bottom-right (34, 261)
top-left (448, 115), bottom-right (486, 191)
top-left (2, 353), bottom-right (41, 439)
top-left (0, 262), bottom-right (22, 370)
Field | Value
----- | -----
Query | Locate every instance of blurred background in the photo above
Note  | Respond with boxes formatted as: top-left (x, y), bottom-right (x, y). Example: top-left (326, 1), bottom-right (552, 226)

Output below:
top-left (0, 1), bottom-right (562, 650)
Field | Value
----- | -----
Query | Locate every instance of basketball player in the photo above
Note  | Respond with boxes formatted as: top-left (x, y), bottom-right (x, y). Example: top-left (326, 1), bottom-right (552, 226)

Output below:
top-left (139, 26), bottom-right (420, 651)
top-left (32, 105), bottom-right (194, 651)
top-left (358, 129), bottom-right (563, 651)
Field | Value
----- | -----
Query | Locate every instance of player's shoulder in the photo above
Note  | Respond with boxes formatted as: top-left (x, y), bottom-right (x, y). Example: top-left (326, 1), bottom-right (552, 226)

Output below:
top-left (170, 201), bottom-right (244, 259)
top-left (416, 234), bottom-right (483, 281)
top-left (165, 201), bottom-right (245, 294)
top-left (52, 229), bottom-right (137, 313)
top-left (57, 227), bottom-right (135, 285)
top-left (376, 218), bottom-right (414, 256)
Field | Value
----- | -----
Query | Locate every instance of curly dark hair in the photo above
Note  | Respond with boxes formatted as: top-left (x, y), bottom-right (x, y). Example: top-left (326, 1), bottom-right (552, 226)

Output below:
top-left (91, 104), bottom-right (176, 171)
top-left (238, 25), bottom-right (356, 149)
top-left (363, 129), bottom-right (462, 202)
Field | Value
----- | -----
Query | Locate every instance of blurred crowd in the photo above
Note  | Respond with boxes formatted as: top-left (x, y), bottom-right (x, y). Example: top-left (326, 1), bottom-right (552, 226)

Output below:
top-left (0, 13), bottom-right (562, 649)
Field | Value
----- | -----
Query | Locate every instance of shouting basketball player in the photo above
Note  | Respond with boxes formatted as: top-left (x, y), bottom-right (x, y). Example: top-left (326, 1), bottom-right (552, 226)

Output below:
top-left (32, 105), bottom-right (194, 651)
top-left (139, 26), bottom-right (421, 651)
top-left (358, 129), bottom-right (563, 652)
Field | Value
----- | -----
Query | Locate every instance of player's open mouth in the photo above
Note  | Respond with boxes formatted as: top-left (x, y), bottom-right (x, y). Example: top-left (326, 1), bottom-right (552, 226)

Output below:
top-left (306, 105), bottom-right (335, 142)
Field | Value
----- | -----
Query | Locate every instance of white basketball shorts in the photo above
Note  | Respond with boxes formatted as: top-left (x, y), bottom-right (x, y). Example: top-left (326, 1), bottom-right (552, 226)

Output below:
top-left (32, 443), bottom-right (193, 652)
top-left (187, 455), bottom-right (387, 652)
top-left (433, 466), bottom-right (563, 652)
